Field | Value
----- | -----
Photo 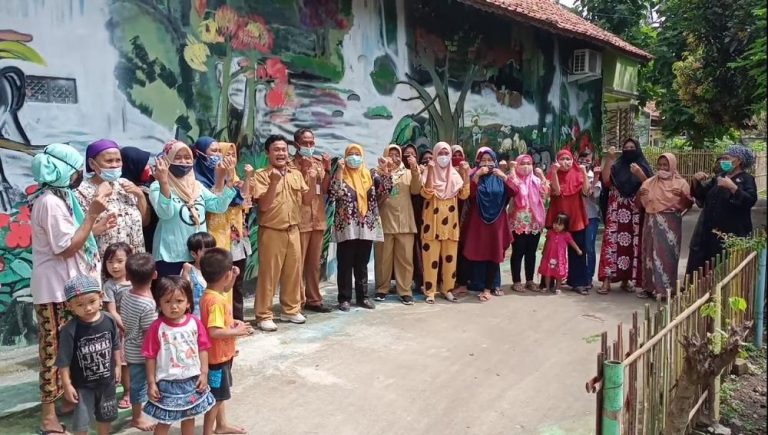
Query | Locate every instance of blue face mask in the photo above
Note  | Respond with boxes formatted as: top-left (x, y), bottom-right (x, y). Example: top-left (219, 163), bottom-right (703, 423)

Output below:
top-left (299, 147), bottom-right (315, 158)
top-left (719, 160), bottom-right (733, 173)
top-left (346, 155), bottom-right (363, 168)
top-left (100, 168), bottom-right (122, 182)
top-left (203, 154), bottom-right (221, 169)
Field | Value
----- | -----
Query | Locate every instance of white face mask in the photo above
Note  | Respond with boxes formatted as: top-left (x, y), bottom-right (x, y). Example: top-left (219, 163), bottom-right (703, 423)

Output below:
top-left (436, 155), bottom-right (451, 168)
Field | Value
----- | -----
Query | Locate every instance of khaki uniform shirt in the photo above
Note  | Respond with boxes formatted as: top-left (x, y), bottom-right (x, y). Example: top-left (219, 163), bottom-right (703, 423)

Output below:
top-left (378, 167), bottom-right (421, 234)
top-left (288, 156), bottom-right (328, 232)
top-left (250, 166), bottom-right (308, 229)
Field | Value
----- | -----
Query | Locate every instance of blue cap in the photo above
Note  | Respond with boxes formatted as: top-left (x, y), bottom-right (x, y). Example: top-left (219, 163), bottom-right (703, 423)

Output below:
top-left (64, 274), bottom-right (102, 301)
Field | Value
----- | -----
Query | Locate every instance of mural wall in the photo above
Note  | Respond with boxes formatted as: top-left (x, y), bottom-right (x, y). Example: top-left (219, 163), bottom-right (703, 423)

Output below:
top-left (0, 0), bottom-right (602, 347)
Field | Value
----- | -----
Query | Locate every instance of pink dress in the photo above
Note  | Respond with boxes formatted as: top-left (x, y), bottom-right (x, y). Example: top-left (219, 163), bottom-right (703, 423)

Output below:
top-left (538, 230), bottom-right (574, 280)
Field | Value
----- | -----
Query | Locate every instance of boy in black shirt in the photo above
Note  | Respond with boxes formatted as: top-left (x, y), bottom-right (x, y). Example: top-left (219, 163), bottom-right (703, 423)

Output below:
top-left (55, 274), bottom-right (122, 435)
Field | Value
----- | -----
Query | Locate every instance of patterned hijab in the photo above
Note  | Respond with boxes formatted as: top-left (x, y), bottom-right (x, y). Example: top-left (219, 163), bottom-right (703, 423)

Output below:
top-left (343, 144), bottom-right (372, 217)
top-left (384, 144), bottom-right (406, 190)
top-left (164, 140), bottom-right (202, 227)
top-left (31, 143), bottom-right (98, 262)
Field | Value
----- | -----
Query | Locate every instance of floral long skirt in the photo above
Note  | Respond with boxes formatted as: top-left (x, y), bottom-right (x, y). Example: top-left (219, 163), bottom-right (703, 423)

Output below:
top-left (641, 212), bottom-right (683, 297)
top-left (598, 187), bottom-right (643, 286)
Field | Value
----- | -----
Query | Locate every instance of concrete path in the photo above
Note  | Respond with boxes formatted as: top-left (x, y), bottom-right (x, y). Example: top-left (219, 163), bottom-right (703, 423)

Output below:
top-left (1, 201), bottom-right (764, 434)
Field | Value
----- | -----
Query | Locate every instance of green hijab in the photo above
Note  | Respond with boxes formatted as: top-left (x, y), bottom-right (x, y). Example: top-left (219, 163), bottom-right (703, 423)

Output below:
top-left (31, 143), bottom-right (98, 262)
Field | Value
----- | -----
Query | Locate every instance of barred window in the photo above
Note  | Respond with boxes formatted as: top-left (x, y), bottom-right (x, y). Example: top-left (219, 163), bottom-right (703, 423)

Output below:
top-left (25, 76), bottom-right (78, 104)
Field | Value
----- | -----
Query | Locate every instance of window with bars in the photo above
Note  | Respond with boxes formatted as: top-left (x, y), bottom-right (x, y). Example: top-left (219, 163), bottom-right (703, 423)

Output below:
top-left (25, 76), bottom-right (78, 104)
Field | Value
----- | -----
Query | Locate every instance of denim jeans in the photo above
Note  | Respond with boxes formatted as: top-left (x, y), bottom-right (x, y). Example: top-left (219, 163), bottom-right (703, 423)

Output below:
top-left (584, 218), bottom-right (600, 285)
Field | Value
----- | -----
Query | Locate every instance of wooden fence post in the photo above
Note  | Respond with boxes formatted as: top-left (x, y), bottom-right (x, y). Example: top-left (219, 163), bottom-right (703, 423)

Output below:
top-left (756, 249), bottom-right (766, 348)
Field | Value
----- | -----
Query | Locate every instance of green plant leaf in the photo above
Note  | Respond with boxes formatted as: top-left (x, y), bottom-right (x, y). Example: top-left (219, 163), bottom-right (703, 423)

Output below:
top-left (0, 41), bottom-right (46, 65)
top-left (729, 296), bottom-right (747, 313)
top-left (9, 259), bottom-right (32, 279)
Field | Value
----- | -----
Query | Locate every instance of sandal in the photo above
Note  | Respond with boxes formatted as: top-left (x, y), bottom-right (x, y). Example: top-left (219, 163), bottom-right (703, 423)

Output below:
top-left (636, 291), bottom-right (651, 299)
top-left (491, 288), bottom-right (505, 296)
top-left (425, 296), bottom-right (435, 304)
top-left (621, 282), bottom-right (635, 293)
top-left (597, 285), bottom-right (610, 295)
top-left (118, 395), bottom-right (131, 409)
top-left (511, 283), bottom-right (525, 293)
top-left (443, 292), bottom-right (458, 303)
top-left (478, 292), bottom-right (491, 302)
top-left (39, 425), bottom-right (68, 435)
top-left (525, 281), bottom-right (538, 292)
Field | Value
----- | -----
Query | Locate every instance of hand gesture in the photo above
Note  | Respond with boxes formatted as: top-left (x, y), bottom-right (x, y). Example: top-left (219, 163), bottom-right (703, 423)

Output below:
top-left (427, 161), bottom-right (435, 172)
top-left (335, 159), bottom-right (346, 179)
top-left (244, 164), bottom-right (254, 178)
top-left (322, 153), bottom-right (331, 171)
top-left (638, 187), bottom-right (649, 197)
top-left (534, 168), bottom-right (545, 179)
top-left (269, 168), bottom-right (283, 183)
top-left (154, 157), bottom-right (169, 184)
top-left (509, 160), bottom-right (517, 170)
top-left (92, 212), bottom-right (117, 235)
top-left (630, 163), bottom-right (643, 178)
top-left (607, 146), bottom-right (618, 159)
top-left (478, 166), bottom-right (490, 177)
top-left (579, 163), bottom-right (588, 174)
top-left (493, 168), bottom-right (506, 179)
top-left (693, 171), bottom-right (708, 182)
top-left (551, 162), bottom-right (561, 172)
top-left (148, 383), bottom-right (160, 402)
top-left (716, 176), bottom-right (737, 191)
top-left (459, 161), bottom-right (470, 175)
top-left (195, 375), bottom-right (208, 393)
top-left (120, 180), bottom-right (143, 200)
top-left (216, 156), bottom-right (234, 182)
top-left (232, 321), bottom-right (253, 336)
top-left (406, 156), bottom-right (418, 170)
top-left (593, 165), bottom-right (602, 174)
top-left (307, 168), bottom-right (318, 180)
top-left (377, 157), bottom-right (391, 174)
top-left (63, 384), bottom-right (79, 404)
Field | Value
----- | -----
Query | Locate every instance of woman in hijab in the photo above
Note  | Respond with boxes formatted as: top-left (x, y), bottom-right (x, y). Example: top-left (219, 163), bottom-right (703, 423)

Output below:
top-left (75, 139), bottom-right (148, 255)
top-left (546, 149), bottom-right (591, 293)
top-left (686, 145), bottom-right (758, 276)
top-left (451, 144), bottom-right (471, 297)
top-left (462, 148), bottom-right (512, 302)
top-left (637, 153), bottom-right (693, 299)
top-left (120, 146), bottom-right (157, 251)
top-left (149, 140), bottom-right (238, 277)
top-left (420, 142), bottom-right (470, 303)
top-left (29, 143), bottom-right (109, 434)
top-left (597, 138), bottom-right (653, 294)
top-left (330, 144), bottom-right (393, 311)
top-left (508, 154), bottom-right (549, 292)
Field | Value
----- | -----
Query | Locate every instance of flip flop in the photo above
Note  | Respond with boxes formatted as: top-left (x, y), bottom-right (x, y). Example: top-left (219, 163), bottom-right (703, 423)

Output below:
top-left (478, 292), bottom-right (491, 302)
top-left (39, 425), bottom-right (68, 435)
top-left (118, 395), bottom-right (131, 409)
top-left (597, 287), bottom-right (610, 295)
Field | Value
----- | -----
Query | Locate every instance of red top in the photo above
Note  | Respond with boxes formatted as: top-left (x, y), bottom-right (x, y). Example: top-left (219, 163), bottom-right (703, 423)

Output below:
top-left (545, 191), bottom-right (588, 232)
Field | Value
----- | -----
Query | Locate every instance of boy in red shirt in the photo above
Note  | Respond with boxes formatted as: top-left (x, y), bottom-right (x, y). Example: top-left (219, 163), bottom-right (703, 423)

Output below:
top-left (199, 248), bottom-right (254, 435)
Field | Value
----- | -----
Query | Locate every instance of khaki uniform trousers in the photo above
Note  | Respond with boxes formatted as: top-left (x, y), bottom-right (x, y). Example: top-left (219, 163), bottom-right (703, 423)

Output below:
top-left (300, 230), bottom-right (325, 306)
top-left (374, 233), bottom-right (415, 296)
top-left (421, 238), bottom-right (458, 298)
top-left (255, 226), bottom-right (302, 321)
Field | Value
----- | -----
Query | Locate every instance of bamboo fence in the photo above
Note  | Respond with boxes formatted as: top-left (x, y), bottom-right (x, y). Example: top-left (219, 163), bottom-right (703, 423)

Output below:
top-left (586, 248), bottom-right (760, 434)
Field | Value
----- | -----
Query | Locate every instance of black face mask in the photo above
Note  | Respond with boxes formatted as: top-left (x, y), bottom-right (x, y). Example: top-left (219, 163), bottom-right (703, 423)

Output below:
top-left (169, 164), bottom-right (193, 178)
top-left (622, 149), bottom-right (638, 162)
top-left (69, 172), bottom-right (84, 189)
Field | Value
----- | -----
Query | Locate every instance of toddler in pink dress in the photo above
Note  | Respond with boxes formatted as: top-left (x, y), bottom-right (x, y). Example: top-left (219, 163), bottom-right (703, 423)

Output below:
top-left (538, 212), bottom-right (583, 293)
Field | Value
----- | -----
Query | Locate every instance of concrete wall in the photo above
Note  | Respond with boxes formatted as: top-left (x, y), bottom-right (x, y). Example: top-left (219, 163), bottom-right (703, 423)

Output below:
top-left (0, 0), bottom-right (603, 348)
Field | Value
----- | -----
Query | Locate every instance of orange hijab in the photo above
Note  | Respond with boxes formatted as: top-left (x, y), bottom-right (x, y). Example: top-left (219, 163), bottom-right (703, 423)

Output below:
top-left (164, 140), bottom-right (202, 226)
top-left (342, 144), bottom-right (372, 217)
top-left (640, 153), bottom-right (693, 214)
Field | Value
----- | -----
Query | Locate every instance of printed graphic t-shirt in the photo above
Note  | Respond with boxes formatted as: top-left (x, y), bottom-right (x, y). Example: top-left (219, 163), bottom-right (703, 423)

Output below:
top-left (142, 314), bottom-right (211, 381)
top-left (55, 312), bottom-right (120, 388)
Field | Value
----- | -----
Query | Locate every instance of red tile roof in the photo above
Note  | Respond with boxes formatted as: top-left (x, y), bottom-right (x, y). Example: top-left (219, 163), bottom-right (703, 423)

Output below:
top-left (459, 0), bottom-right (653, 61)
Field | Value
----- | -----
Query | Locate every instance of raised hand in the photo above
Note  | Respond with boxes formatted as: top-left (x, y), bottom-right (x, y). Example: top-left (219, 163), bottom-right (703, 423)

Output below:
top-left (607, 146), bottom-right (618, 159)
top-left (269, 168), bottom-right (283, 183)
top-left (459, 161), bottom-right (470, 175)
top-left (244, 164), bottom-right (254, 178)
top-left (322, 153), bottom-right (331, 171)
top-left (154, 157), bottom-right (169, 184)
top-left (534, 167), bottom-right (545, 178)
top-left (120, 180), bottom-right (143, 200)
top-left (716, 176), bottom-right (737, 191)
top-left (493, 168), bottom-right (506, 179)
top-left (629, 163), bottom-right (644, 178)
top-left (216, 156), bottom-right (234, 182)
top-left (335, 159), bottom-right (346, 179)
top-left (693, 171), bottom-right (708, 182)
top-left (551, 162), bottom-right (561, 172)
top-left (406, 156), bottom-right (418, 170)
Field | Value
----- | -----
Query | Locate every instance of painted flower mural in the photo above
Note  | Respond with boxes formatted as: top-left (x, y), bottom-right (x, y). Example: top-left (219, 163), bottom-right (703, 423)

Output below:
top-left (0, 191), bottom-right (35, 346)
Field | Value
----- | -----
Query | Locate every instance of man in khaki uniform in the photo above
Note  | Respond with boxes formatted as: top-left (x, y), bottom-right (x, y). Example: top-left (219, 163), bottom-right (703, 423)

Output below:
top-left (289, 128), bottom-right (333, 313)
top-left (373, 144), bottom-right (422, 305)
top-left (250, 134), bottom-right (316, 331)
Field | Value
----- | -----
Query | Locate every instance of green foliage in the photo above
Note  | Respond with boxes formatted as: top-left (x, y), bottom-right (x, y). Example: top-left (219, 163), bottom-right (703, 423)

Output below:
top-left (716, 229), bottom-right (768, 252)
top-left (370, 54), bottom-right (398, 95)
top-left (729, 6), bottom-right (767, 113)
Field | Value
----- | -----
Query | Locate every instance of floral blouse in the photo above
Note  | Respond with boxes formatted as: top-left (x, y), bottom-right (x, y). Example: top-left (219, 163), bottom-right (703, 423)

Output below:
top-left (75, 177), bottom-right (145, 255)
top-left (329, 172), bottom-right (393, 243)
top-left (508, 182), bottom-right (549, 235)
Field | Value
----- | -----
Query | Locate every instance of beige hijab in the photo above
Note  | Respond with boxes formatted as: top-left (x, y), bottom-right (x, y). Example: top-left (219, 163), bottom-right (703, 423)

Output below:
top-left (165, 140), bottom-right (202, 226)
top-left (640, 153), bottom-right (693, 214)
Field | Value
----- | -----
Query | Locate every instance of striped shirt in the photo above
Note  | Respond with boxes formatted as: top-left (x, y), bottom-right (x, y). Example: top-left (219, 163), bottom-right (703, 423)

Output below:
top-left (120, 291), bottom-right (157, 364)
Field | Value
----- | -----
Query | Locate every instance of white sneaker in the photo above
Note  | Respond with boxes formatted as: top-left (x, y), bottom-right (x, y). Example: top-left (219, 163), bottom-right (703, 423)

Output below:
top-left (258, 319), bottom-right (278, 332)
top-left (279, 313), bottom-right (306, 324)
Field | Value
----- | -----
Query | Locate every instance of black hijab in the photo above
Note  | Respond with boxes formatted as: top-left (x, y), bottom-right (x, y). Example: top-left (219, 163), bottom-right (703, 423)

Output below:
top-left (120, 146), bottom-right (151, 185)
top-left (610, 138), bottom-right (653, 198)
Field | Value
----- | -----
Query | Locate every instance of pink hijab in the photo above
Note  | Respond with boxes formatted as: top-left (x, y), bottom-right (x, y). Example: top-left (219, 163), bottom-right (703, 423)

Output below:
top-left (421, 142), bottom-right (463, 199)
top-left (512, 154), bottom-right (546, 226)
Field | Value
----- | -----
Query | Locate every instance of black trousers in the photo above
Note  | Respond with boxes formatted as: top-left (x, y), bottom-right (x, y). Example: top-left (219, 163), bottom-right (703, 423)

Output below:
top-left (232, 258), bottom-right (247, 321)
top-left (336, 239), bottom-right (373, 303)
top-left (510, 232), bottom-right (541, 283)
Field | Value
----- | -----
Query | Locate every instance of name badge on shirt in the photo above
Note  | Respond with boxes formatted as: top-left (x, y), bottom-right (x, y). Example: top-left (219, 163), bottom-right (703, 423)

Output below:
top-left (316, 183), bottom-right (321, 195)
